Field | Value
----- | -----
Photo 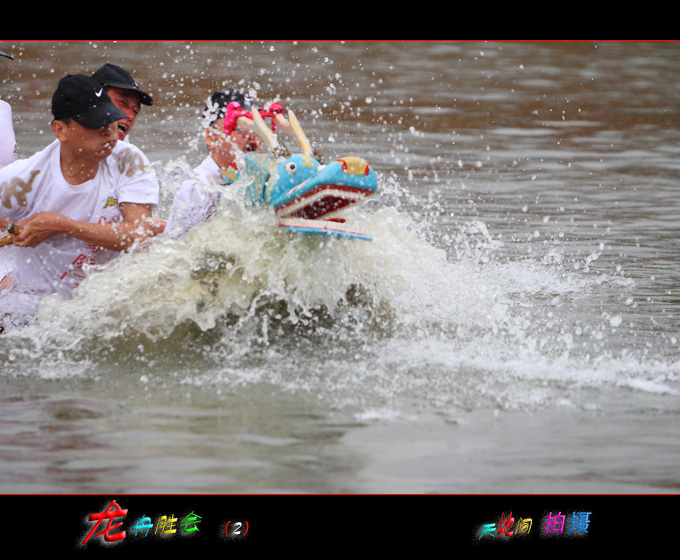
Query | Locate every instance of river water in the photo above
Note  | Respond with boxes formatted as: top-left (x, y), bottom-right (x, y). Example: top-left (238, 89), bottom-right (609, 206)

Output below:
top-left (0, 41), bottom-right (678, 505)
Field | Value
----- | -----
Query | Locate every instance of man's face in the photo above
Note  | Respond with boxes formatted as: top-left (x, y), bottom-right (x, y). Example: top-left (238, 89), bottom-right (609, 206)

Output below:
top-left (230, 127), bottom-right (263, 153)
top-left (106, 87), bottom-right (141, 140)
top-left (205, 118), bottom-right (262, 166)
top-left (60, 119), bottom-right (119, 161)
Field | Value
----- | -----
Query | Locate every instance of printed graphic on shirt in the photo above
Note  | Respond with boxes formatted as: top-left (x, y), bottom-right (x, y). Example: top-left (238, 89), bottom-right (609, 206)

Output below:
top-left (114, 148), bottom-right (148, 178)
top-left (0, 169), bottom-right (39, 210)
top-left (59, 215), bottom-right (117, 290)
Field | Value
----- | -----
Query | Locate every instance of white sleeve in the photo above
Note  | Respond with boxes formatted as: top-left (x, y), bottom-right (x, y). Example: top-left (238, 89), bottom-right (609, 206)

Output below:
top-left (164, 179), bottom-right (219, 236)
top-left (111, 142), bottom-right (160, 207)
top-left (0, 100), bottom-right (18, 168)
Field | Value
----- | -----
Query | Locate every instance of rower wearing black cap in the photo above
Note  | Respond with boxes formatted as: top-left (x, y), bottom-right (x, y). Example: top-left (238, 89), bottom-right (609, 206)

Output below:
top-left (92, 63), bottom-right (153, 142)
top-left (0, 73), bottom-right (162, 322)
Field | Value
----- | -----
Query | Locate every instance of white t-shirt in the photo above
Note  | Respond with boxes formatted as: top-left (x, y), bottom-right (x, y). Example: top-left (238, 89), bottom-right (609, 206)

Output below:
top-left (0, 99), bottom-right (18, 168)
top-left (164, 155), bottom-right (234, 237)
top-left (0, 138), bottom-right (159, 315)
top-left (0, 100), bottom-right (20, 312)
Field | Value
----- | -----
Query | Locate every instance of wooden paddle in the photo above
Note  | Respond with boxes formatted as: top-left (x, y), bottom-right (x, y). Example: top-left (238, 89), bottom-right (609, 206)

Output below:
top-left (0, 223), bottom-right (20, 248)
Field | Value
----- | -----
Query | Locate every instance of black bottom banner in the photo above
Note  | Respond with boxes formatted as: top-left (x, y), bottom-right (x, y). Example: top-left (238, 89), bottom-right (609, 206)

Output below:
top-left (4, 493), bottom-right (668, 553)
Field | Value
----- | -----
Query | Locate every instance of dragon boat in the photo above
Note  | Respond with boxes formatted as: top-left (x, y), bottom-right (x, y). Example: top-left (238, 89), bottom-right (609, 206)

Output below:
top-left (0, 103), bottom-right (379, 250)
top-left (223, 101), bottom-right (378, 240)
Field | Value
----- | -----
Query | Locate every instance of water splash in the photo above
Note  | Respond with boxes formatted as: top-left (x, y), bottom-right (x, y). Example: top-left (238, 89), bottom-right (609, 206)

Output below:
top-left (1, 162), bottom-right (677, 416)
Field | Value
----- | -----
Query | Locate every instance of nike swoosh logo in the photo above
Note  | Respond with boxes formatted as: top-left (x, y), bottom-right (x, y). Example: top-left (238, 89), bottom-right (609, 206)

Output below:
top-left (95, 89), bottom-right (103, 97)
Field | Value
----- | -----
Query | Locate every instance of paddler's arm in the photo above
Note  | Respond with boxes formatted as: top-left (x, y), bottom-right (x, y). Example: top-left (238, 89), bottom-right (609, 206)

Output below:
top-left (0, 217), bottom-right (8, 231)
top-left (11, 202), bottom-right (165, 251)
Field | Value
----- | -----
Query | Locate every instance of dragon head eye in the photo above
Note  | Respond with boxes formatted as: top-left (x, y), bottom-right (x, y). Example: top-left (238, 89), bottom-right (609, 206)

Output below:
top-left (285, 161), bottom-right (297, 175)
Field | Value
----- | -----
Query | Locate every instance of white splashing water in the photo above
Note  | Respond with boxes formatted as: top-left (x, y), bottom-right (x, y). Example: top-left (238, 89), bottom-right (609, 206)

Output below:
top-left (1, 165), bottom-right (677, 416)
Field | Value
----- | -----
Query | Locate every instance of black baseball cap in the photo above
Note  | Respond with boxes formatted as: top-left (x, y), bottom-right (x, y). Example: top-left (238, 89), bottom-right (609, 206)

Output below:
top-left (203, 89), bottom-right (252, 126)
top-left (52, 74), bottom-right (127, 128)
top-left (92, 63), bottom-right (153, 106)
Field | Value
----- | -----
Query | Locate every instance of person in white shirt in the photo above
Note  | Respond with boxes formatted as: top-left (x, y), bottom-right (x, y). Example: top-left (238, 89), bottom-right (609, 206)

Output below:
top-left (164, 89), bottom-right (263, 236)
top-left (0, 49), bottom-right (18, 169)
top-left (0, 49), bottom-right (18, 306)
top-left (0, 62), bottom-right (155, 323)
top-left (91, 63), bottom-right (153, 143)
top-left (0, 74), bottom-right (161, 325)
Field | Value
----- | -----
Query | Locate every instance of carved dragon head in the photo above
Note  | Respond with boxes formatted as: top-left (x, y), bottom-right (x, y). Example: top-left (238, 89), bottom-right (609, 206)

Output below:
top-left (231, 102), bottom-right (378, 239)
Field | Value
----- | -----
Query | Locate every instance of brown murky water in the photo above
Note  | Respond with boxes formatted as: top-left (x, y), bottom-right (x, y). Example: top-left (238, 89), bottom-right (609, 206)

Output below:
top-left (0, 41), bottom-right (678, 500)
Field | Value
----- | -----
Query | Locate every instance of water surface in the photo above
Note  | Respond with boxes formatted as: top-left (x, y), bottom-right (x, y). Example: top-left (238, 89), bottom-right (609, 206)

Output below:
top-left (0, 40), bottom-right (678, 495)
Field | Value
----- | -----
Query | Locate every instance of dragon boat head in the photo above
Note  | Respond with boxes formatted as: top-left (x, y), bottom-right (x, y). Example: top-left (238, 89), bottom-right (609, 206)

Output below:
top-left (237, 104), bottom-right (378, 239)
